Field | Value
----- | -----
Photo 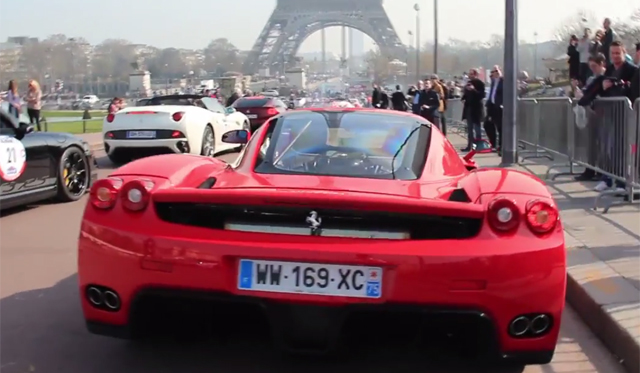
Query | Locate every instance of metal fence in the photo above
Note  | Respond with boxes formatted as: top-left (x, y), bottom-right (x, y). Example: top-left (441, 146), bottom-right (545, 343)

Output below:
top-left (446, 97), bottom-right (640, 213)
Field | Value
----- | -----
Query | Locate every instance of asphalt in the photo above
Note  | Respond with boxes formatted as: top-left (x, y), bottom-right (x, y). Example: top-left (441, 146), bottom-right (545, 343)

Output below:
top-left (0, 141), bottom-right (628, 373)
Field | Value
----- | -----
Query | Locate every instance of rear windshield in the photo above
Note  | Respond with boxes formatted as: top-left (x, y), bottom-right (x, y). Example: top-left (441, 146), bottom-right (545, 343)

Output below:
top-left (233, 98), bottom-right (270, 108)
top-left (254, 111), bottom-right (431, 180)
top-left (144, 97), bottom-right (197, 106)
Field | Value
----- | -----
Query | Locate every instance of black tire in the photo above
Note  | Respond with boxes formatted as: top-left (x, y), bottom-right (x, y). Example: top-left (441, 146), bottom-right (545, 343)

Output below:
top-left (200, 125), bottom-right (215, 157)
top-left (57, 146), bottom-right (90, 202)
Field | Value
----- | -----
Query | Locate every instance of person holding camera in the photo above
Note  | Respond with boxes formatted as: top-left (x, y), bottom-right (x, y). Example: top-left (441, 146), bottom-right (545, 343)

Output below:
top-left (460, 69), bottom-right (485, 152)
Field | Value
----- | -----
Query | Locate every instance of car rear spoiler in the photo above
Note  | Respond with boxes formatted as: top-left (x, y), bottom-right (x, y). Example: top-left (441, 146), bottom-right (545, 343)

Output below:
top-left (152, 188), bottom-right (486, 219)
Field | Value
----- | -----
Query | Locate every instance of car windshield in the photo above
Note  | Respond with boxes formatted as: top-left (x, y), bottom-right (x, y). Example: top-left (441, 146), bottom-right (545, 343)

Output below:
top-left (144, 96), bottom-right (198, 106)
top-left (254, 111), bottom-right (430, 180)
top-left (234, 98), bottom-right (270, 108)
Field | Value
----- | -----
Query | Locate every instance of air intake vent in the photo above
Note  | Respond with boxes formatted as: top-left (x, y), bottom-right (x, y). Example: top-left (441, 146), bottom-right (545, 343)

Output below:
top-left (197, 177), bottom-right (217, 189)
top-left (448, 188), bottom-right (472, 203)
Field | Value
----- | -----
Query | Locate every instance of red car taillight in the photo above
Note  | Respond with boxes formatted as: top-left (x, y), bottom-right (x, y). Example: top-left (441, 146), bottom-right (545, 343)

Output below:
top-left (172, 112), bottom-right (185, 121)
top-left (106, 113), bottom-right (115, 123)
top-left (265, 107), bottom-right (278, 116)
top-left (525, 200), bottom-right (558, 234)
top-left (120, 179), bottom-right (155, 212)
top-left (89, 178), bottom-right (155, 211)
top-left (90, 178), bottom-right (123, 210)
top-left (487, 197), bottom-right (520, 233)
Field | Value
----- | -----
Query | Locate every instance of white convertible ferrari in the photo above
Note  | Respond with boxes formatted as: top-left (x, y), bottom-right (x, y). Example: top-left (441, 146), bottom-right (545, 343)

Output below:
top-left (102, 94), bottom-right (249, 164)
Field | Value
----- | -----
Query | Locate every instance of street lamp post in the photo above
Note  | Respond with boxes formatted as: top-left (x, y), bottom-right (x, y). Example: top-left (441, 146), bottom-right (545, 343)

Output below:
top-left (533, 32), bottom-right (538, 79)
top-left (502, 0), bottom-right (518, 165)
top-left (407, 30), bottom-right (413, 78)
top-left (433, 0), bottom-right (439, 74)
top-left (414, 3), bottom-right (420, 81)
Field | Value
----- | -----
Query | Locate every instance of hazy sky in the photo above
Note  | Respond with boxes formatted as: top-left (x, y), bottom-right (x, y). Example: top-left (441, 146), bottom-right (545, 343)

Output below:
top-left (0, 0), bottom-right (636, 53)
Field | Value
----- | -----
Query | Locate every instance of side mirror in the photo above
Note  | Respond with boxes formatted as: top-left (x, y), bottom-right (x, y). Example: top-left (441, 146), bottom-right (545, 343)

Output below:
top-left (225, 107), bottom-right (236, 115)
top-left (16, 124), bottom-right (34, 140)
top-left (221, 129), bottom-right (250, 144)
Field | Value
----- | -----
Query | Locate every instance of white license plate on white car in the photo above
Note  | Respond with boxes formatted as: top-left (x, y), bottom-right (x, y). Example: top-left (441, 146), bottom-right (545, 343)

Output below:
top-left (127, 131), bottom-right (156, 139)
top-left (237, 259), bottom-right (382, 298)
top-left (246, 114), bottom-right (258, 119)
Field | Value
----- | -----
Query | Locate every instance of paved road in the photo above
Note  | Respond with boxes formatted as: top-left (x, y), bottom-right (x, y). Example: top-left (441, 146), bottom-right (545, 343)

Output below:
top-left (0, 151), bottom-right (625, 373)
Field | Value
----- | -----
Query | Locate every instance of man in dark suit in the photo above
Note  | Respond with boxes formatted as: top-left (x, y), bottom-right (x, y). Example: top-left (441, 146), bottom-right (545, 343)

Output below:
top-left (461, 68), bottom-right (486, 151)
top-left (377, 88), bottom-right (390, 109)
top-left (485, 65), bottom-right (504, 151)
top-left (391, 85), bottom-right (408, 111)
top-left (418, 79), bottom-right (441, 128)
top-left (371, 84), bottom-right (381, 108)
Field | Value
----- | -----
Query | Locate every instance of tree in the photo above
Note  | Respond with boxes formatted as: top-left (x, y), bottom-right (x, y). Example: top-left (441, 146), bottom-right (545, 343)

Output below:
top-left (203, 38), bottom-right (240, 74)
top-left (365, 49), bottom-right (391, 82)
top-left (92, 39), bottom-right (136, 80)
top-left (146, 48), bottom-right (189, 78)
top-left (616, 9), bottom-right (640, 48)
top-left (554, 10), bottom-right (598, 44)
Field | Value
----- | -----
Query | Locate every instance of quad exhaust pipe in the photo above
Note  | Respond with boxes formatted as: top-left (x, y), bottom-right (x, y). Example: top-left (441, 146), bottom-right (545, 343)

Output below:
top-left (509, 314), bottom-right (551, 337)
top-left (87, 286), bottom-right (104, 306)
top-left (530, 314), bottom-right (550, 334)
top-left (86, 286), bottom-right (120, 311)
top-left (509, 316), bottom-right (530, 336)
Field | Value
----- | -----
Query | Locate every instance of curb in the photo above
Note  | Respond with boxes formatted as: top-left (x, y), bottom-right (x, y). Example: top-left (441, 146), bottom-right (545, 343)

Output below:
top-left (566, 274), bottom-right (639, 373)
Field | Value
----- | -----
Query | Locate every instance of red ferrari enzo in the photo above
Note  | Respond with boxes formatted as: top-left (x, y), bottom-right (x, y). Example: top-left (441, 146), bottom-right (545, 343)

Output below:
top-left (78, 108), bottom-right (565, 365)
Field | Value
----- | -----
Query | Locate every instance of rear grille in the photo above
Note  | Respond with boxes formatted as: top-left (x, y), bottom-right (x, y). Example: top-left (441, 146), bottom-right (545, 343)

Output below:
top-left (107, 130), bottom-right (181, 140)
top-left (153, 203), bottom-right (483, 240)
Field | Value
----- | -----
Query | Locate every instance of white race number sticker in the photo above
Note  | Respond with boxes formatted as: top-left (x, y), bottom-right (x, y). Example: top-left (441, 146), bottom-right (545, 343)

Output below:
top-left (0, 136), bottom-right (27, 181)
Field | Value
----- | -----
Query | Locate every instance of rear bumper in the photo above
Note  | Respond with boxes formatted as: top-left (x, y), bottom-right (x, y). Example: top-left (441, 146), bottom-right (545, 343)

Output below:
top-left (78, 218), bottom-right (566, 363)
top-left (84, 289), bottom-right (555, 365)
top-left (104, 138), bottom-right (188, 155)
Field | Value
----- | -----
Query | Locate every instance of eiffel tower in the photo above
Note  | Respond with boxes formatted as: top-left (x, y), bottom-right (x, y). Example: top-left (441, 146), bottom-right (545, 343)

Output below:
top-left (242, 0), bottom-right (404, 74)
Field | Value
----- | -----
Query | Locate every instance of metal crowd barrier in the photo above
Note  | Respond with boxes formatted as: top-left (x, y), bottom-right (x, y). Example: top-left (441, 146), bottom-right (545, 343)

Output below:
top-left (444, 97), bottom-right (640, 213)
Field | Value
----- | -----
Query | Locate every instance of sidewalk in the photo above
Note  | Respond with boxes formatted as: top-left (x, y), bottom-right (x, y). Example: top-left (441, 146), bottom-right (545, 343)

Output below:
top-left (447, 133), bottom-right (640, 373)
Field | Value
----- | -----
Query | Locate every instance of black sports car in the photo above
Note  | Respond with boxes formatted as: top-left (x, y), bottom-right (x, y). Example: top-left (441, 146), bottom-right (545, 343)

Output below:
top-left (0, 109), bottom-right (97, 210)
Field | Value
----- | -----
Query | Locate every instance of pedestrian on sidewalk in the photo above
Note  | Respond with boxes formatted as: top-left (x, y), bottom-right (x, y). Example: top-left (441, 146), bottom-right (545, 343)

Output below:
top-left (460, 68), bottom-right (485, 152)
top-left (485, 66), bottom-right (504, 152)
top-left (26, 79), bottom-right (43, 131)
top-left (390, 85), bottom-right (408, 112)
top-left (418, 79), bottom-right (441, 129)
top-left (6, 80), bottom-right (21, 119)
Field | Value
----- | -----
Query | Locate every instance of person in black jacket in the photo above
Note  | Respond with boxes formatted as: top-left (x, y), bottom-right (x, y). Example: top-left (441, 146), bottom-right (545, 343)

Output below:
top-left (378, 88), bottom-right (390, 109)
top-left (371, 84), bottom-right (381, 108)
top-left (485, 65), bottom-right (504, 151)
top-left (225, 88), bottom-right (241, 107)
top-left (630, 42), bottom-right (640, 103)
top-left (602, 41), bottom-right (638, 100)
top-left (391, 85), bottom-right (408, 111)
top-left (461, 68), bottom-right (486, 151)
top-left (567, 35), bottom-right (580, 81)
top-left (418, 80), bottom-right (441, 127)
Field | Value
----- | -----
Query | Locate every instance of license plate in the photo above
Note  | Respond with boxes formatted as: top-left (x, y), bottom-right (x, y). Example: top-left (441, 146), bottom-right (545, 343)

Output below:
top-left (127, 131), bottom-right (156, 139)
top-left (237, 259), bottom-right (382, 298)
top-left (246, 114), bottom-right (258, 119)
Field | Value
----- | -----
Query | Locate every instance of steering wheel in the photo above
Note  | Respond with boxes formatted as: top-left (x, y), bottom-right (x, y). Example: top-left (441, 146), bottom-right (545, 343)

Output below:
top-left (300, 145), bottom-right (390, 175)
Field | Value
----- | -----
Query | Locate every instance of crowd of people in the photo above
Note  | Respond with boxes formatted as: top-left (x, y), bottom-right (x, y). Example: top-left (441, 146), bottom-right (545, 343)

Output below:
top-left (3, 79), bottom-right (44, 131)
top-left (370, 68), bottom-right (504, 154)
top-left (567, 17), bottom-right (640, 198)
